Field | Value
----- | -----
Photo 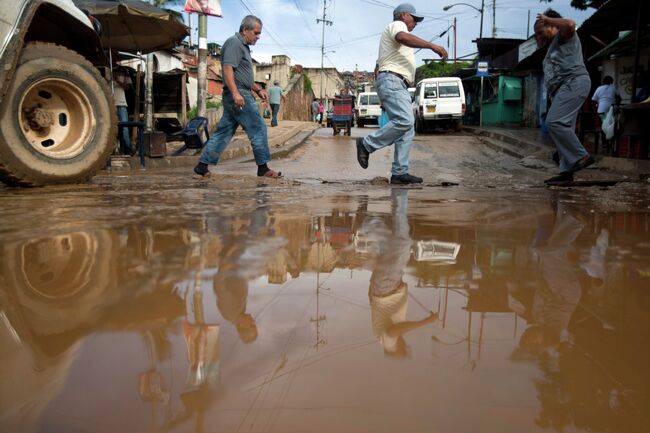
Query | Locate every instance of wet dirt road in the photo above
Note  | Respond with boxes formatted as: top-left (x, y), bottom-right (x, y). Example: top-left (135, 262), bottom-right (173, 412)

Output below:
top-left (1, 128), bottom-right (649, 433)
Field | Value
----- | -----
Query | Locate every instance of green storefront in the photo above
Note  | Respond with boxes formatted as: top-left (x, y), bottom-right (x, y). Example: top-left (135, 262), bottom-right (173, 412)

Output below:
top-left (463, 75), bottom-right (523, 125)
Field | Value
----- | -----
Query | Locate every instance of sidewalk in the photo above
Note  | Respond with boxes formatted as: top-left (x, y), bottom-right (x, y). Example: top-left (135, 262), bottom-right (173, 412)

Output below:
top-left (464, 125), bottom-right (650, 177)
top-left (109, 120), bottom-right (319, 172)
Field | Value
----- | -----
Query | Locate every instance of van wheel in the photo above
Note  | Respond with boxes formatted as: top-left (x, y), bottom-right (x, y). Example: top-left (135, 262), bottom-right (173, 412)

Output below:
top-left (415, 116), bottom-right (424, 134)
top-left (357, 119), bottom-right (364, 128)
top-left (453, 119), bottom-right (463, 132)
top-left (0, 43), bottom-right (116, 187)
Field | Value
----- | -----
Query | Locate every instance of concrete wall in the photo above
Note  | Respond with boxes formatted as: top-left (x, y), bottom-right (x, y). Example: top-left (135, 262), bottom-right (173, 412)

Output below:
top-left (255, 55), bottom-right (292, 89)
top-left (279, 74), bottom-right (316, 121)
top-left (304, 67), bottom-right (344, 99)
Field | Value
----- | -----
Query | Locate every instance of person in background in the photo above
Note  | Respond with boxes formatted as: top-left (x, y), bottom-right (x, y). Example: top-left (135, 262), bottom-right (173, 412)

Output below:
top-left (311, 99), bottom-right (320, 123)
top-left (193, 15), bottom-right (281, 179)
top-left (535, 9), bottom-right (593, 185)
top-left (267, 80), bottom-right (285, 127)
top-left (355, 3), bottom-right (447, 185)
top-left (112, 61), bottom-right (134, 155)
top-left (318, 100), bottom-right (324, 125)
top-left (591, 75), bottom-right (616, 121)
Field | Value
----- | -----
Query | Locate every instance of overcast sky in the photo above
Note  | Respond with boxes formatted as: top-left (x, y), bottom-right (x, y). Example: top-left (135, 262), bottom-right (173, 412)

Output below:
top-left (173, 0), bottom-right (595, 72)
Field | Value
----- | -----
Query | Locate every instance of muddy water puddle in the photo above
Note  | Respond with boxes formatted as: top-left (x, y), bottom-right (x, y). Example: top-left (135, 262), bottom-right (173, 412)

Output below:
top-left (1, 182), bottom-right (649, 433)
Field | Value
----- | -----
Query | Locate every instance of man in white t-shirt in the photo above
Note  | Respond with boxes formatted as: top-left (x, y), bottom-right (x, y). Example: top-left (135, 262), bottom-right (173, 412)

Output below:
top-left (355, 3), bottom-right (447, 184)
top-left (112, 65), bottom-right (134, 155)
top-left (591, 75), bottom-right (616, 121)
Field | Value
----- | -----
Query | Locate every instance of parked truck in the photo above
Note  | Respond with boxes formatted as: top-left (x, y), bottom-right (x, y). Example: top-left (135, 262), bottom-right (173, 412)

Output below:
top-left (0, 0), bottom-right (116, 186)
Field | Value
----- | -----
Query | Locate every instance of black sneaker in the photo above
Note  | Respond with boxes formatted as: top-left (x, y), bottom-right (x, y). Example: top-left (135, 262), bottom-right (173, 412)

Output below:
top-left (356, 137), bottom-right (369, 169)
top-left (193, 162), bottom-right (210, 178)
top-left (390, 173), bottom-right (423, 184)
top-left (544, 171), bottom-right (573, 185)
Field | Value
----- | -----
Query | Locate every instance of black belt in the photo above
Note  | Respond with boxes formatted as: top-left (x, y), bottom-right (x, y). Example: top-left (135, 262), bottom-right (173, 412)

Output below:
top-left (379, 70), bottom-right (409, 86)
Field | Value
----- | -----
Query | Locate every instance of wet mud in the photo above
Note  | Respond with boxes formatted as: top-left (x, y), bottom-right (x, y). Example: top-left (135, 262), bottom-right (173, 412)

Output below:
top-left (1, 131), bottom-right (649, 433)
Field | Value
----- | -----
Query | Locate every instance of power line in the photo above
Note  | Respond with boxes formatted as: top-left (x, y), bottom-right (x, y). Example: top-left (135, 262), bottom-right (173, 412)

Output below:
top-left (237, 0), bottom-right (297, 58)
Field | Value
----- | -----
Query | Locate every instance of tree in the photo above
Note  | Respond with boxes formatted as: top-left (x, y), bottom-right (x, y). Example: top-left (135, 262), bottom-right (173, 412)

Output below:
top-left (153, 0), bottom-right (185, 22)
top-left (539, 0), bottom-right (596, 11)
top-left (415, 61), bottom-right (472, 83)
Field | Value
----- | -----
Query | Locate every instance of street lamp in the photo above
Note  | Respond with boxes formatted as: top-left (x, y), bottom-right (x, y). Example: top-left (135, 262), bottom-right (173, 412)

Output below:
top-left (443, 1), bottom-right (484, 40)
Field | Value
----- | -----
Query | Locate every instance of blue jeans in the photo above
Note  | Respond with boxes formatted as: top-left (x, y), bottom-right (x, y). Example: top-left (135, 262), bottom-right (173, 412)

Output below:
top-left (270, 103), bottom-right (280, 126)
top-left (199, 90), bottom-right (271, 166)
top-left (361, 73), bottom-right (414, 176)
top-left (116, 105), bottom-right (133, 154)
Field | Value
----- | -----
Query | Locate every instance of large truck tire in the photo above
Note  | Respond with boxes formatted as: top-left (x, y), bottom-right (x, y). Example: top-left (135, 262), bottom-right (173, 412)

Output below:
top-left (0, 43), bottom-right (116, 187)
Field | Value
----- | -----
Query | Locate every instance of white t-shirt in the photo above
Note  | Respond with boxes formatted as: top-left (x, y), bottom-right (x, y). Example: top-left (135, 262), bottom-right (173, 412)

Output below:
top-left (112, 69), bottom-right (131, 107)
top-left (377, 20), bottom-right (415, 85)
top-left (591, 84), bottom-right (616, 113)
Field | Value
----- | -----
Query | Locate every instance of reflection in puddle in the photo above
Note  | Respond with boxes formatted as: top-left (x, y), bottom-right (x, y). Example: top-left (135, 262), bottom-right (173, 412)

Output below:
top-left (1, 189), bottom-right (649, 433)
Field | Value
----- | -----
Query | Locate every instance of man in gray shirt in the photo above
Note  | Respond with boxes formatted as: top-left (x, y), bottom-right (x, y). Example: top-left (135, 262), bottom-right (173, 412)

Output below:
top-left (535, 9), bottom-right (593, 185)
top-left (267, 80), bottom-right (285, 127)
top-left (194, 15), bottom-right (281, 178)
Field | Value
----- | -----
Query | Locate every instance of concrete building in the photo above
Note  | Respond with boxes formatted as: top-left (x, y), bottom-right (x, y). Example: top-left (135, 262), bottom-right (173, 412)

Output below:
top-left (255, 55), bottom-right (292, 89)
top-left (303, 67), bottom-right (345, 100)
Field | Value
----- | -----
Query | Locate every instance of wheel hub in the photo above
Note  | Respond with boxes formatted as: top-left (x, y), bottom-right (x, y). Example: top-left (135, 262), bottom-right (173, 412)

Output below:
top-left (23, 104), bottom-right (54, 134)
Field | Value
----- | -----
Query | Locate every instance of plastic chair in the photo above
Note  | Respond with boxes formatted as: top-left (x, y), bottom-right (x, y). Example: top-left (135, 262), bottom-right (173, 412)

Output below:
top-left (172, 116), bottom-right (209, 156)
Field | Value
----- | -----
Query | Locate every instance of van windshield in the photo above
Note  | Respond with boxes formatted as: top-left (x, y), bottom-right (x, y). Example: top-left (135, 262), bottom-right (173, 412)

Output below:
top-left (361, 94), bottom-right (380, 105)
top-left (424, 83), bottom-right (437, 99)
top-left (438, 82), bottom-right (461, 98)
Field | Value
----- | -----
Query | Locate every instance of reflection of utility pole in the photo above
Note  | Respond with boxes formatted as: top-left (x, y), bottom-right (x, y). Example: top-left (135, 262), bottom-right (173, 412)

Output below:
top-left (310, 218), bottom-right (327, 350)
top-left (317, 0), bottom-right (333, 100)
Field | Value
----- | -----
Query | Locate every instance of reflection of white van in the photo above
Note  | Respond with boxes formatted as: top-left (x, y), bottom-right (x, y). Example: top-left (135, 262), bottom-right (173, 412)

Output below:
top-left (413, 77), bottom-right (465, 133)
top-left (355, 92), bottom-right (382, 127)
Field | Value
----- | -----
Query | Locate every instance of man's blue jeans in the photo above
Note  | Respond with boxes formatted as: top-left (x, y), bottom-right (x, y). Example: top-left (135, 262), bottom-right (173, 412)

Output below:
top-left (116, 105), bottom-right (133, 155)
top-left (270, 103), bottom-right (280, 126)
top-left (360, 73), bottom-right (415, 176)
top-left (199, 90), bottom-right (271, 166)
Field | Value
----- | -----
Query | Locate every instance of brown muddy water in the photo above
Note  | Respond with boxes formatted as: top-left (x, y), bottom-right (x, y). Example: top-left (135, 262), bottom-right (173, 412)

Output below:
top-left (1, 173), bottom-right (649, 433)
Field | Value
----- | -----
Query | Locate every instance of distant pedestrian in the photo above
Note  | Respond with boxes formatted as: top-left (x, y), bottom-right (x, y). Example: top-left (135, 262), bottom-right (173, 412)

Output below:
top-left (193, 15), bottom-right (281, 179)
top-left (591, 76), bottom-right (616, 121)
top-left (311, 99), bottom-right (319, 123)
top-left (535, 9), bottom-right (593, 185)
top-left (268, 80), bottom-right (285, 127)
top-left (318, 100), bottom-right (324, 125)
top-left (355, 3), bottom-right (447, 184)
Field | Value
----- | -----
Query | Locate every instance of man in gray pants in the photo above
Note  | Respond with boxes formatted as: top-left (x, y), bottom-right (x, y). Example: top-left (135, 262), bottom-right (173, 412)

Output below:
top-left (535, 9), bottom-right (593, 185)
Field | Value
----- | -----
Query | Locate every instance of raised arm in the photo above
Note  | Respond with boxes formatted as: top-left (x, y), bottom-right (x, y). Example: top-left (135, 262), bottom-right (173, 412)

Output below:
top-left (395, 32), bottom-right (448, 59)
top-left (537, 14), bottom-right (576, 42)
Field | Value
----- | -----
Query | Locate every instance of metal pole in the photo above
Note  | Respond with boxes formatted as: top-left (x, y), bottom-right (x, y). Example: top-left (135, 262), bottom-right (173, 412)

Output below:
top-left (492, 0), bottom-right (496, 38)
top-left (317, 0), bottom-right (332, 100)
top-left (453, 17), bottom-right (457, 64)
top-left (631, 0), bottom-right (642, 102)
top-left (197, 13), bottom-right (208, 117)
top-left (478, 77), bottom-right (483, 126)
top-left (145, 0), bottom-right (155, 132)
top-left (526, 9), bottom-right (530, 38)
top-left (478, 0), bottom-right (485, 39)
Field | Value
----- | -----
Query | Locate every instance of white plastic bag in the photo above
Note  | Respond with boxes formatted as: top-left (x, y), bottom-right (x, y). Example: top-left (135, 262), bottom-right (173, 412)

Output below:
top-left (602, 106), bottom-right (615, 140)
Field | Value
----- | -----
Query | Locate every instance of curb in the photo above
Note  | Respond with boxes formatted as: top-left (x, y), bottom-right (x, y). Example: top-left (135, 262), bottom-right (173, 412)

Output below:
top-left (465, 126), bottom-right (650, 177)
top-left (107, 123), bottom-right (318, 172)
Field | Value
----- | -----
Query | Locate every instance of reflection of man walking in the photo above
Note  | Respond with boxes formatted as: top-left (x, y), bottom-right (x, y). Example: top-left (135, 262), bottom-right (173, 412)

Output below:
top-left (268, 80), bottom-right (285, 127)
top-left (363, 189), bottom-right (436, 356)
top-left (193, 15), bottom-right (281, 179)
top-left (355, 3), bottom-right (447, 185)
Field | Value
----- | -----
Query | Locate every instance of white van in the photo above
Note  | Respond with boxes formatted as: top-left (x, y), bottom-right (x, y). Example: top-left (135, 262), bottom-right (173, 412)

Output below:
top-left (412, 77), bottom-right (465, 132)
top-left (355, 92), bottom-right (382, 127)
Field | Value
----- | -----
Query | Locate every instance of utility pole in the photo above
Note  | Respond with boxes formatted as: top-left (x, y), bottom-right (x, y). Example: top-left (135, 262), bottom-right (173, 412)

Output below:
top-left (492, 0), bottom-right (496, 38)
top-left (197, 13), bottom-right (207, 117)
top-left (479, 0), bottom-right (485, 40)
top-left (453, 17), bottom-right (457, 64)
top-left (526, 9), bottom-right (530, 38)
top-left (316, 0), bottom-right (332, 100)
top-left (145, 0), bottom-right (155, 132)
